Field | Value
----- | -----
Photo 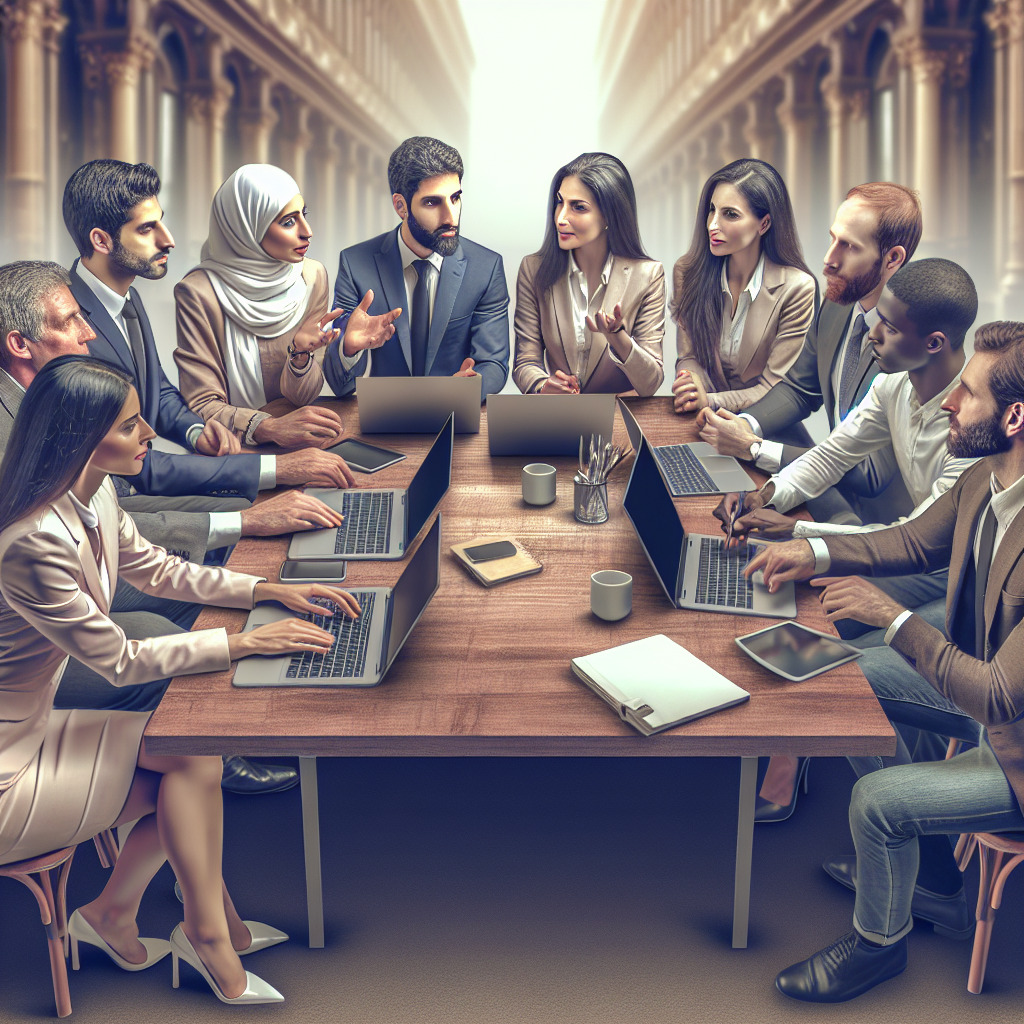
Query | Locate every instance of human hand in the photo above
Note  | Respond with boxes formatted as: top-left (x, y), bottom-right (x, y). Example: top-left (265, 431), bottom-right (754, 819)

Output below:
top-left (239, 490), bottom-right (343, 537)
top-left (811, 576), bottom-right (906, 628)
top-left (699, 407), bottom-right (760, 459)
top-left (732, 507), bottom-right (798, 539)
top-left (585, 302), bottom-right (624, 337)
top-left (711, 484), bottom-right (772, 532)
top-left (671, 370), bottom-right (708, 414)
top-left (227, 619), bottom-right (336, 660)
top-left (194, 418), bottom-right (242, 456)
top-left (453, 357), bottom-right (478, 377)
top-left (292, 307), bottom-right (344, 354)
top-left (743, 538), bottom-right (817, 592)
top-left (276, 448), bottom-right (356, 489)
top-left (341, 290), bottom-right (401, 356)
top-left (538, 370), bottom-right (580, 394)
top-left (253, 582), bottom-right (362, 619)
top-left (253, 406), bottom-right (344, 448)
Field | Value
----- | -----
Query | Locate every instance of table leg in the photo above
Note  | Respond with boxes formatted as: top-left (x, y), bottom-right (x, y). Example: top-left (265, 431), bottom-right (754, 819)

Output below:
top-left (299, 756), bottom-right (324, 949)
top-left (732, 756), bottom-right (758, 949)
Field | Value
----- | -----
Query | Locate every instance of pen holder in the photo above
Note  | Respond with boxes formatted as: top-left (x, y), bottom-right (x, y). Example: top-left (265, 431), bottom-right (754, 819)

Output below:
top-left (574, 475), bottom-right (608, 524)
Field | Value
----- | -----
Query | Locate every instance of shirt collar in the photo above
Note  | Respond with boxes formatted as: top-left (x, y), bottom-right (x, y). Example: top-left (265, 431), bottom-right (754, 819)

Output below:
top-left (1, 368), bottom-right (25, 395)
top-left (988, 468), bottom-right (1024, 529)
top-left (78, 261), bottom-right (131, 323)
top-left (68, 489), bottom-right (99, 530)
top-left (911, 370), bottom-right (962, 416)
top-left (397, 225), bottom-right (444, 274)
top-left (568, 251), bottom-right (614, 287)
top-left (719, 252), bottom-right (765, 302)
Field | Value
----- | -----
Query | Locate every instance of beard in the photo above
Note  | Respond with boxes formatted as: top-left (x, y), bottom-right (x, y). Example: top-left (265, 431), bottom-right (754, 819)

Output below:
top-left (824, 256), bottom-right (883, 305)
top-left (947, 409), bottom-right (1012, 459)
top-left (407, 207), bottom-right (460, 257)
top-left (111, 238), bottom-right (170, 280)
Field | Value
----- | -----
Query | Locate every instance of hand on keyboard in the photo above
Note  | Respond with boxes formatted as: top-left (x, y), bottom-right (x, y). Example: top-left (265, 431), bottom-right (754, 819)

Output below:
top-left (227, 618), bottom-right (336, 660)
top-left (252, 582), bottom-right (362, 619)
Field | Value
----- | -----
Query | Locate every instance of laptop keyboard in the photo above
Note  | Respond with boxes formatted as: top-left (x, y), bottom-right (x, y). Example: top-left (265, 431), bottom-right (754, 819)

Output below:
top-left (334, 492), bottom-right (394, 554)
top-left (285, 593), bottom-right (376, 679)
top-left (655, 445), bottom-right (718, 496)
top-left (695, 537), bottom-right (754, 609)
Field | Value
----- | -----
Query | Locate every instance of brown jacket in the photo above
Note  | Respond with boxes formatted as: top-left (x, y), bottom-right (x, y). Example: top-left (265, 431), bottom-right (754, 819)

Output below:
top-left (512, 254), bottom-right (665, 396)
top-left (824, 459), bottom-right (1024, 811)
top-left (672, 257), bottom-right (816, 412)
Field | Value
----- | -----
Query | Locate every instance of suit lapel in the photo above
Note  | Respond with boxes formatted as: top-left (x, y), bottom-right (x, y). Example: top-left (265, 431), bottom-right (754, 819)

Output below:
top-left (50, 493), bottom-right (109, 616)
top-left (553, 269), bottom-right (575, 374)
top-left (426, 248), bottom-right (466, 373)
top-left (984, 490), bottom-right (1024, 639)
top-left (734, 261), bottom-right (782, 377)
top-left (374, 232), bottom-right (411, 373)
top-left (947, 473), bottom-right (992, 635)
top-left (820, 303), bottom-right (854, 425)
top-left (70, 261), bottom-right (135, 380)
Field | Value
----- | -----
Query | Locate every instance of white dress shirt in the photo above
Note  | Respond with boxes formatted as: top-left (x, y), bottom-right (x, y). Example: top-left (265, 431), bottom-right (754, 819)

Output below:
top-left (67, 491), bottom-right (111, 606)
top-left (716, 253), bottom-right (764, 376)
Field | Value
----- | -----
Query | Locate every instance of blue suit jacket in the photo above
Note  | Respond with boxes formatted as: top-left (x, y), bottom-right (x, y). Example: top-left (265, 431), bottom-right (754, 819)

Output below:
top-left (323, 229), bottom-right (510, 398)
top-left (69, 260), bottom-right (262, 500)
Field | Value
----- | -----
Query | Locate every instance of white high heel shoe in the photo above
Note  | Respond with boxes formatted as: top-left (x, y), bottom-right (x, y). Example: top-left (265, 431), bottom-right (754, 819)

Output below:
top-left (237, 921), bottom-right (289, 955)
top-left (68, 909), bottom-right (171, 972)
top-left (170, 924), bottom-right (284, 1005)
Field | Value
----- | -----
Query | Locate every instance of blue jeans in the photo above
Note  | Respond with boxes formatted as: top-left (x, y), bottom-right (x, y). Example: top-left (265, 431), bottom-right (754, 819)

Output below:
top-left (851, 742), bottom-right (1024, 943)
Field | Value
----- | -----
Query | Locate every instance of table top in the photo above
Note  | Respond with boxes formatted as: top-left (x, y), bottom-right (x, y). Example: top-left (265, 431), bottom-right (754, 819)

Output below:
top-left (145, 397), bottom-right (896, 758)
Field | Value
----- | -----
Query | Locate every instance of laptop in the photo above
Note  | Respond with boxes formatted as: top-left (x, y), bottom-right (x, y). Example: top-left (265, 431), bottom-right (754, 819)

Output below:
top-left (487, 393), bottom-right (616, 456)
top-left (356, 375), bottom-right (482, 433)
top-left (233, 515), bottom-right (442, 687)
top-left (617, 398), bottom-right (753, 497)
top-left (623, 435), bottom-right (796, 618)
top-left (288, 414), bottom-right (453, 561)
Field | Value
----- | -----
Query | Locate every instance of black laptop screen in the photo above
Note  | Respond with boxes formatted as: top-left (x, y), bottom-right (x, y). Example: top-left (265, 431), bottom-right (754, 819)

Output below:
top-left (384, 514), bottom-right (441, 671)
top-left (406, 414), bottom-right (454, 539)
top-left (623, 437), bottom-right (685, 605)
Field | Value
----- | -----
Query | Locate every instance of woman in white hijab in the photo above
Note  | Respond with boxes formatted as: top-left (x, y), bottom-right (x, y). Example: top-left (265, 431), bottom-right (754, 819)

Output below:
top-left (174, 164), bottom-right (345, 448)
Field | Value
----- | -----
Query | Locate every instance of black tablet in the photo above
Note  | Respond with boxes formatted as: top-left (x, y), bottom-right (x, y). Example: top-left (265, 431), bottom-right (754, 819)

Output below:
top-left (326, 438), bottom-right (406, 473)
top-left (735, 621), bottom-right (862, 682)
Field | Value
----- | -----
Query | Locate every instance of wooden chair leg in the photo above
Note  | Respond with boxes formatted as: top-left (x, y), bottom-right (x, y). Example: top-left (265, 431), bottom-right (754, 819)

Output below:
top-left (37, 869), bottom-right (72, 1017)
top-left (968, 847), bottom-right (1003, 995)
top-left (56, 855), bottom-right (74, 959)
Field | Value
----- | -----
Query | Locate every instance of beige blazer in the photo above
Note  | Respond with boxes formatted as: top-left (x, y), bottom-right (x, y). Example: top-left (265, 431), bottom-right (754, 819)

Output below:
top-left (0, 479), bottom-right (261, 787)
top-left (512, 254), bottom-right (665, 396)
top-left (173, 259), bottom-right (331, 439)
top-left (672, 257), bottom-right (816, 412)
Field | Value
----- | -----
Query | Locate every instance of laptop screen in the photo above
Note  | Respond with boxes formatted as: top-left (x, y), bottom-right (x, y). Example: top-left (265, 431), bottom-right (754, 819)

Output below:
top-left (383, 513), bottom-right (441, 672)
top-left (406, 413), bottom-right (454, 539)
top-left (617, 399), bottom-right (644, 452)
top-left (623, 437), bottom-right (685, 606)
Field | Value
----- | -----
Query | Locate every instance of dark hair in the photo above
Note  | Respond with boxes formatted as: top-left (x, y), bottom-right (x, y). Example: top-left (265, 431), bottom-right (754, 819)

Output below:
top-left (387, 137), bottom-right (464, 207)
top-left (672, 159), bottom-right (813, 390)
top-left (0, 356), bottom-right (132, 535)
top-left (845, 182), bottom-right (922, 263)
top-left (62, 160), bottom-right (162, 258)
top-left (0, 261), bottom-right (72, 370)
top-left (533, 152), bottom-right (650, 297)
top-left (973, 321), bottom-right (1024, 412)
top-left (885, 258), bottom-right (977, 351)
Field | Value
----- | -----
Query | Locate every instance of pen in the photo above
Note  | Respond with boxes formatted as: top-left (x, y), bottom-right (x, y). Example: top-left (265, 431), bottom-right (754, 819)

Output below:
top-left (726, 491), bottom-right (746, 548)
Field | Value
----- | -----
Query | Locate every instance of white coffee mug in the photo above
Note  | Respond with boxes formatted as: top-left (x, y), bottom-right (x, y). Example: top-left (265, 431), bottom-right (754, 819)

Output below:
top-left (591, 570), bottom-right (633, 621)
top-left (522, 463), bottom-right (557, 505)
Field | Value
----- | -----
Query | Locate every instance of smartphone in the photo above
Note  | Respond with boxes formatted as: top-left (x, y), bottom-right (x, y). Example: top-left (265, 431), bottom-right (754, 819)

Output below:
top-left (463, 540), bottom-right (518, 563)
top-left (326, 438), bottom-right (406, 473)
top-left (279, 559), bottom-right (348, 583)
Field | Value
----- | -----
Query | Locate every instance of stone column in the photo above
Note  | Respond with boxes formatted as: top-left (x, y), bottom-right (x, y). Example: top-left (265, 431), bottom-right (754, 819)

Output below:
top-left (182, 82), bottom-right (232, 263)
top-left (41, 2), bottom-right (66, 258)
top-left (995, 1), bottom-right (1024, 316)
top-left (105, 39), bottom-right (153, 164)
top-left (821, 75), bottom-right (871, 214)
top-left (743, 85), bottom-right (780, 164)
top-left (238, 68), bottom-right (277, 165)
top-left (276, 94), bottom-right (312, 190)
top-left (339, 136), bottom-right (363, 249)
top-left (716, 109), bottom-right (745, 166)
top-left (311, 125), bottom-right (340, 264)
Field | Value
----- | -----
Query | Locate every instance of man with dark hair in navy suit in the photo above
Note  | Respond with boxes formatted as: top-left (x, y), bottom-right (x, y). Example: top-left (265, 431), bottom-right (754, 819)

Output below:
top-left (323, 136), bottom-right (510, 398)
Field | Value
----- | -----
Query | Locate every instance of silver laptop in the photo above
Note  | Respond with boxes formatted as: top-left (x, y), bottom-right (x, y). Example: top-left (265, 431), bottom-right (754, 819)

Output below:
top-left (487, 393), bottom-right (616, 456)
top-left (233, 515), bottom-right (441, 688)
top-left (356, 375), bottom-right (481, 433)
top-left (288, 414), bottom-right (452, 561)
top-left (617, 399), bottom-right (753, 496)
top-left (623, 435), bottom-right (796, 618)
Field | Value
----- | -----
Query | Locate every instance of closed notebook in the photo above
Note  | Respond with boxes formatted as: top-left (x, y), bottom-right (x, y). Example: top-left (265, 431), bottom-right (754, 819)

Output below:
top-left (450, 535), bottom-right (543, 587)
top-left (571, 634), bottom-right (750, 736)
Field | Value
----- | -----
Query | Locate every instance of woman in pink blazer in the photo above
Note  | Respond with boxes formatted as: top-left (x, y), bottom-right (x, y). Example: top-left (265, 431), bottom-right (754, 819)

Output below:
top-left (0, 356), bottom-right (359, 1005)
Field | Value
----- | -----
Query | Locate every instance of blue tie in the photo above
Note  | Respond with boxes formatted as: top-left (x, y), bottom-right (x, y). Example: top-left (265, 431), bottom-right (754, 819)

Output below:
top-left (411, 260), bottom-right (435, 376)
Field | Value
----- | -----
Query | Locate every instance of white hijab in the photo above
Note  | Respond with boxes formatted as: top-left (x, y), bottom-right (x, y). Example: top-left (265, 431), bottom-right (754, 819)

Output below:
top-left (196, 164), bottom-right (310, 409)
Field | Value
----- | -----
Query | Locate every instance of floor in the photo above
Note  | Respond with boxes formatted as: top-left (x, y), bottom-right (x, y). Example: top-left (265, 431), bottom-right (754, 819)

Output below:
top-left (1, 755), bottom-right (1020, 1023)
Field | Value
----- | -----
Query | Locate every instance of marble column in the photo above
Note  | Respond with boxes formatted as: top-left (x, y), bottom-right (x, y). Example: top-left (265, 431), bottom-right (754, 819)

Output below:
top-left (182, 82), bottom-right (232, 262)
top-left (277, 94), bottom-right (312, 191)
top-left (312, 125), bottom-right (340, 264)
top-left (716, 109), bottom-right (745, 166)
top-left (743, 86), bottom-right (779, 164)
top-left (996, 1), bottom-right (1024, 316)
top-left (777, 58), bottom-right (819, 247)
top-left (105, 39), bottom-right (153, 164)
top-left (821, 75), bottom-right (871, 214)
top-left (238, 69), bottom-right (277, 165)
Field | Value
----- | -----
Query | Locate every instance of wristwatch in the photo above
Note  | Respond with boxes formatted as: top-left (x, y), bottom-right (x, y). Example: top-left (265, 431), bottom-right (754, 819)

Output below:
top-left (748, 440), bottom-right (762, 463)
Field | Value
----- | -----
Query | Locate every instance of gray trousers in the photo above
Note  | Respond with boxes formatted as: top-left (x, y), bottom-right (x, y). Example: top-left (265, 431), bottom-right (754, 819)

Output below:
top-left (117, 494), bottom-right (251, 515)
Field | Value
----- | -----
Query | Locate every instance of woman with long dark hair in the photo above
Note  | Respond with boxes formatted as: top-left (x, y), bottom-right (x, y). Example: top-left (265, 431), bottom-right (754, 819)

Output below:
top-left (671, 159), bottom-right (816, 416)
top-left (512, 153), bottom-right (664, 396)
top-left (0, 356), bottom-right (360, 1006)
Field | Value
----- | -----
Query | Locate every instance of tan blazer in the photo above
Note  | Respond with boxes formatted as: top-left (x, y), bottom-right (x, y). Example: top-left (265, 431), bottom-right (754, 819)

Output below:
top-left (825, 460), bottom-right (1024, 812)
top-left (173, 259), bottom-right (331, 439)
top-left (672, 257), bottom-right (816, 412)
top-left (0, 479), bottom-right (261, 787)
top-left (512, 254), bottom-right (665, 396)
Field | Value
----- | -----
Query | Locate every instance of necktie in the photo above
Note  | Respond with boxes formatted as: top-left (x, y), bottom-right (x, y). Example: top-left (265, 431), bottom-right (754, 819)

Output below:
top-left (975, 503), bottom-right (997, 661)
top-left (121, 296), bottom-right (147, 397)
top-left (410, 259), bottom-right (436, 377)
top-left (838, 313), bottom-right (869, 419)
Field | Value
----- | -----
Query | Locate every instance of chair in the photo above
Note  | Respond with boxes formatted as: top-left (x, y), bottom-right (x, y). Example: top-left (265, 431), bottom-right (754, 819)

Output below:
top-left (0, 845), bottom-right (77, 1017)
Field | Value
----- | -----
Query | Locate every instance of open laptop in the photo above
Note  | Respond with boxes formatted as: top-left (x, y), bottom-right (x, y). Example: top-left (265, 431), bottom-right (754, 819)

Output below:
top-left (617, 399), bottom-right (753, 497)
top-left (356, 375), bottom-right (482, 433)
top-left (288, 413), bottom-right (453, 561)
top-left (487, 393), bottom-right (616, 456)
top-left (623, 435), bottom-right (796, 618)
top-left (234, 515), bottom-right (441, 688)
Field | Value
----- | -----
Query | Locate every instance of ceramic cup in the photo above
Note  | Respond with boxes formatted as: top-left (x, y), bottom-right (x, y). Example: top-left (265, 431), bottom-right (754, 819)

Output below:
top-left (590, 570), bottom-right (633, 621)
top-left (522, 463), bottom-right (557, 505)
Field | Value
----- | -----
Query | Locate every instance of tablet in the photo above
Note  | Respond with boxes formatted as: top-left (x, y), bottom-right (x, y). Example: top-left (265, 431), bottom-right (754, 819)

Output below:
top-left (734, 621), bottom-right (862, 682)
top-left (326, 438), bottom-right (406, 473)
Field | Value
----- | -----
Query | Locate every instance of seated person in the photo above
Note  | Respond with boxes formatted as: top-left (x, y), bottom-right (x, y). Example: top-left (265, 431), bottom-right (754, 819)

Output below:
top-left (746, 322), bottom-right (1024, 1002)
top-left (513, 152), bottom-right (664, 396)
top-left (0, 354), bottom-right (362, 1005)
top-left (175, 164), bottom-right (350, 449)
top-left (670, 158), bottom-right (816, 418)
top-left (323, 136), bottom-right (508, 398)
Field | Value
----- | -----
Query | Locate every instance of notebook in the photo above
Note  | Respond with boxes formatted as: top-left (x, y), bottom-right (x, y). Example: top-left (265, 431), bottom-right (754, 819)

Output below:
top-left (450, 535), bottom-right (543, 587)
top-left (571, 634), bottom-right (750, 736)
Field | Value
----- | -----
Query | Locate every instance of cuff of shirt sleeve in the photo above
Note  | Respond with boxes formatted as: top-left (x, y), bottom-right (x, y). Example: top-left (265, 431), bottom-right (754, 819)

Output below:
top-left (738, 413), bottom-right (763, 438)
top-left (794, 520), bottom-right (861, 538)
top-left (884, 609), bottom-right (915, 646)
top-left (605, 335), bottom-right (633, 366)
top-left (244, 411), bottom-right (271, 447)
top-left (806, 537), bottom-right (831, 574)
top-left (185, 423), bottom-right (204, 451)
top-left (207, 511), bottom-right (243, 549)
top-left (288, 351), bottom-right (314, 377)
top-left (258, 455), bottom-right (276, 490)
top-left (756, 439), bottom-right (783, 473)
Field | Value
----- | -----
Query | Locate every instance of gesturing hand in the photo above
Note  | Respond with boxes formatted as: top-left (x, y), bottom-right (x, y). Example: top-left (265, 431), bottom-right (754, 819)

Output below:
top-left (811, 576), bottom-right (906, 629)
top-left (341, 290), bottom-right (402, 356)
top-left (195, 418), bottom-right (242, 456)
top-left (453, 357), bottom-right (479, 377)
top-left (292, 307), bottom-right (345, 354)
top-left (538, 370), bottom-right (579, 394)
top-left (585, 302), bottom-right (624, 337)
top-left (239, 490), bottom-right (344, 537)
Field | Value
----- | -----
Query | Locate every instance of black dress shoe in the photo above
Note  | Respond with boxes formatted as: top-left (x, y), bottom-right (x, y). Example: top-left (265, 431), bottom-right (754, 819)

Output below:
top-left (775, 931), bottom-right (907, 1002)
top-left (822, 854), bottom-right (973, 939)
top-left (754, 758), bottom-right (810, 823)
top-left (221, 756), bottom-right (298, 795)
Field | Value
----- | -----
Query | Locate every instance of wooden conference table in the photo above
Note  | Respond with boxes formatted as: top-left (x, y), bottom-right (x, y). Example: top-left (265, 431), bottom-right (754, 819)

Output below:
top-left (146, 397), bottom-right (895, 950)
